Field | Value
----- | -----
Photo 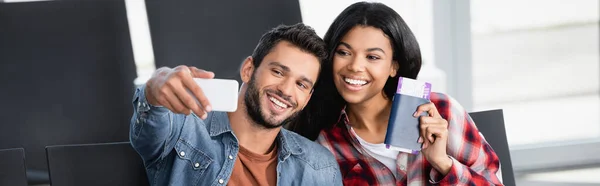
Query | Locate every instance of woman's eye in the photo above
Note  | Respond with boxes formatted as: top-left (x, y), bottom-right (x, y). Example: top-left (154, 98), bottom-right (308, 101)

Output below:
top-left (336, 50), bottom-right (349, 56)
top-left (367, 55), bottom-right (380, 60)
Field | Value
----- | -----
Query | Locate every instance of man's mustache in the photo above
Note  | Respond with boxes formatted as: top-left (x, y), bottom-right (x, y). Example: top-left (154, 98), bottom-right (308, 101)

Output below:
top-left (265, 89), bottom-right (297, 108)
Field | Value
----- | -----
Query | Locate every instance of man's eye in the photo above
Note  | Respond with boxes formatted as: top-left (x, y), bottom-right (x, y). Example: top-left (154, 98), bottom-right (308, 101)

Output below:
top-left (272, 69), bottom-right (283, 76)
top-left (297, 82), bottom-right (307, 89)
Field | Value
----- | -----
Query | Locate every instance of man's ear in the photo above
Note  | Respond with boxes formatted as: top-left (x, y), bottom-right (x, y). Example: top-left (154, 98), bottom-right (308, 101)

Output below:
top-left (240, 56), bottom-right (255, 83)
top-left (390, 60), bottom-right (399, 77)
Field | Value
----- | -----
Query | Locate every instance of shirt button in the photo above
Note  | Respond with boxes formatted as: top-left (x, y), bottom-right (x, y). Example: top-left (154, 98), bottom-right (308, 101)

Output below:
top-left (194, 163), bottom-right (200, 168)
top-left (180, 151), bottom-right (185, 157)
top-left (228, 155), bottom-right (233, 160)
top-left (218, 179), bottom-right (224, 184)
top-left (400, 165), bottom-right (406, 171)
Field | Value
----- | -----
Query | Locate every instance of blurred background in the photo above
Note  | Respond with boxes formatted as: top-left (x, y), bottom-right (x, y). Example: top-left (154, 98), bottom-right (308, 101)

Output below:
top-left (0, 0), bottom-right (598, 185)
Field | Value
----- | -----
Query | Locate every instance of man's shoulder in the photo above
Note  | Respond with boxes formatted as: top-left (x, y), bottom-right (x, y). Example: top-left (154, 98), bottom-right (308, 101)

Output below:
top-left (281, 129), bottom-right (338, 170)
top-left (176, 111), bottom-right (225, 140)
top-left (189, 111), bottom-right (226, 127)
top-left (285, 130), bottom-right (329, 153)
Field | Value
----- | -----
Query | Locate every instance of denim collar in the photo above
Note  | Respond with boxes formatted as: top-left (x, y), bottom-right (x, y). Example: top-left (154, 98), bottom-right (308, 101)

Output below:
top-left (207, 112), bottom-right (302, 157)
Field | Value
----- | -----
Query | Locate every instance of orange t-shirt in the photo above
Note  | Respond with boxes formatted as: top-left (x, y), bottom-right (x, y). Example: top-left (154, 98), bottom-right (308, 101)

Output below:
top-left (227, 144), bottom-right (278, 186)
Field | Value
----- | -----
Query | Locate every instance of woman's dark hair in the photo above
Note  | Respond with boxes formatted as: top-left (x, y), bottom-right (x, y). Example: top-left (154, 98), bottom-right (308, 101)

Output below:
top-left (287, 2), bottom-right (422, 140)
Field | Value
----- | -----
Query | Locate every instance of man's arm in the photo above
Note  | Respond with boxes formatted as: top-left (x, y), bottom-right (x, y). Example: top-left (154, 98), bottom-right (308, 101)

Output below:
top-left (129, 66), bottom-right (215, 167)
top-left (429, 93), bottom-right (503, 185)
top-left (130, 85), bottom-right (182, 167)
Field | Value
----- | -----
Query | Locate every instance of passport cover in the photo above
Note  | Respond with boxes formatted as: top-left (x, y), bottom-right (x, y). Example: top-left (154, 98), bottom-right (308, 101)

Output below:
top-left (384, 77), bottom-right (431, 154)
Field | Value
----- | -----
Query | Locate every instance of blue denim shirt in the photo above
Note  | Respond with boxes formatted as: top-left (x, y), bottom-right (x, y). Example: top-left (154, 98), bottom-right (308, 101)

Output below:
top-left (130, 86), bottom-right (342, 186)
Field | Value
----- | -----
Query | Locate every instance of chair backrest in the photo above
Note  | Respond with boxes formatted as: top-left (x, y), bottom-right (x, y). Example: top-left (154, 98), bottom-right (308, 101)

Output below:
top-left (0, 148), bottom-right (28, 186)
top-left (144, 0), bottom-right (303, 82)
top-left (0, 0), bottom-right (135, 179)
top-left (46, 142), bottom-right (149, 186)
top-left (469, 109), bottom-right (516, 186)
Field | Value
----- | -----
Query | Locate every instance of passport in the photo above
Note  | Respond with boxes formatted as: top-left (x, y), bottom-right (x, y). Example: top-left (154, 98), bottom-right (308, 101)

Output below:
top-left (384, 77), bottom-right (432, 154)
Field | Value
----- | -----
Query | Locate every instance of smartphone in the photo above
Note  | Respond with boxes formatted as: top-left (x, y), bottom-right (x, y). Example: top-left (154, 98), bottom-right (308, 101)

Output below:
top-left (192, 78), bottom-right (239, 112)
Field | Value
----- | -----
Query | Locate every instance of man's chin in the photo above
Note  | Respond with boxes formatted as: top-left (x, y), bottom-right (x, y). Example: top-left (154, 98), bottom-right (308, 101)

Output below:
top-left (255, 121), bottom-right (283, 129)
top-left (254, 107), bottom-right (300, 129)
top-left (260, 116), bottom-right (286, 129)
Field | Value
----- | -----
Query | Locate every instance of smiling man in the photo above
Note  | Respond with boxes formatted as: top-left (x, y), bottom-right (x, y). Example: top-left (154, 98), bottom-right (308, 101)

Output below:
top-left (130, 24), bottom-right (342, 186)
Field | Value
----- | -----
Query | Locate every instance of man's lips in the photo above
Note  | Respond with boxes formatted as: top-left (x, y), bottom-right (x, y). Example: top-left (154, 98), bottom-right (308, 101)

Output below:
top-left (266, 92), bottom-right (293, 108)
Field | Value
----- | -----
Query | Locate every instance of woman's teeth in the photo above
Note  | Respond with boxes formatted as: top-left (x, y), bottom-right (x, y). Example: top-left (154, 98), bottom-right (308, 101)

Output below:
top-left (269, 96), bottom-right (288, 108)
top-left (344, 78), bottom-right (367, 85)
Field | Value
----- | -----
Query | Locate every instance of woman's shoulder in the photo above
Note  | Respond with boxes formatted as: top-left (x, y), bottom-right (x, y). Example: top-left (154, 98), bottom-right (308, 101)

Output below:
top-left (430, 92), bottom-right (452, 102)
top-left (430, 92), bottom-right (464, 109)
top-left (428, 92), bottom-right (468, 121)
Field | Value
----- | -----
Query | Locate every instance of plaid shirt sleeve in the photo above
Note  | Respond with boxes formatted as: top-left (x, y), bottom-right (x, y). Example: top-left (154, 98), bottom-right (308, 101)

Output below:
top-left (428, 93), bottom-right (504, 185)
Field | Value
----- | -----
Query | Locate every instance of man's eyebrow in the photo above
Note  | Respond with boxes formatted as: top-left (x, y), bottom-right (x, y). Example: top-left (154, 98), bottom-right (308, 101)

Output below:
top-left (300, 76), bottom-right (314, 87)
top-left (268, 62), bottom-right (290, 72)
top-left (269, 62), bottom-right (314, 87)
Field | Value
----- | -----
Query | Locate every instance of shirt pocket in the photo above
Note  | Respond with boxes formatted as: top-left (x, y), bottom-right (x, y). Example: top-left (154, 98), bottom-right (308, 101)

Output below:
top-left (173, 140), bottom-right (213, 185)
top-left (308, 166), bottom-right (341, 186)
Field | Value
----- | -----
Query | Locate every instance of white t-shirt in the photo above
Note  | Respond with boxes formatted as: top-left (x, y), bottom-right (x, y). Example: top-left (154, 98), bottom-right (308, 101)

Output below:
top-left (351, 127), bottom-right (400, 178)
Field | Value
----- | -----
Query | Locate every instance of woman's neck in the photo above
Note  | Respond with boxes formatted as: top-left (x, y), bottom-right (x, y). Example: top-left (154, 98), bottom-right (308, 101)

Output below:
top-left (346, 92), bottom-right (393, 143)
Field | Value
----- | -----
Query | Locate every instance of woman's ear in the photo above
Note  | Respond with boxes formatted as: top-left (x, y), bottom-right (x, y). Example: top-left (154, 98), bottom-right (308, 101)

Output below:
top-left (390, 60), bottom-right (399, 77)
top-left (240, 56), bottom-right (255, 83)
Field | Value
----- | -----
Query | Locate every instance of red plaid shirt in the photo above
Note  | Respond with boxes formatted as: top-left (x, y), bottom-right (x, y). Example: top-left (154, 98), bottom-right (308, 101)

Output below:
top-left (316, 93), bottom-right (504, 186)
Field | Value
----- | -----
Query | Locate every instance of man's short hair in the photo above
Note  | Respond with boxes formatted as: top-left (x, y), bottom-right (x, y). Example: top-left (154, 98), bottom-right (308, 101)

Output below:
top-left (251, 23), bottom-right (327, 69)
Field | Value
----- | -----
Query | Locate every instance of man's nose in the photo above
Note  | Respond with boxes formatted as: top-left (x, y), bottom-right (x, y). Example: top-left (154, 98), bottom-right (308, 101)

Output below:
top-left (277, 78), bottom-right (295, 98)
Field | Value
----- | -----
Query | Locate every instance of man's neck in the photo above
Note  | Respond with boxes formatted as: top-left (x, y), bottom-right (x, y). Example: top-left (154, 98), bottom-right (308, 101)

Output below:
top-left (346, 92), bottom-right (392, 141)
top-left (227, 98), bottom-right (280, 155)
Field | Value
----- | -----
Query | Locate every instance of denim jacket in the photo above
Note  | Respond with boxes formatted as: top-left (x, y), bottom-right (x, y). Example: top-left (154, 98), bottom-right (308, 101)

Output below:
top-left (130, 86), bottom-right (342, 186)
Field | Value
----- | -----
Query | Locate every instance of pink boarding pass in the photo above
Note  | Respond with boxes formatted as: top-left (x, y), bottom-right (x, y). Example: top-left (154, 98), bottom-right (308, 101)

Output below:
top-left (396, 77), bottom-right (432, 100)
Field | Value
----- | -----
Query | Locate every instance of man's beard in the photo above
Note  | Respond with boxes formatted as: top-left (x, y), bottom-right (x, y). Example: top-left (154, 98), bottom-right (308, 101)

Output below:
top-left (244, 75), bottom-right (301, 129)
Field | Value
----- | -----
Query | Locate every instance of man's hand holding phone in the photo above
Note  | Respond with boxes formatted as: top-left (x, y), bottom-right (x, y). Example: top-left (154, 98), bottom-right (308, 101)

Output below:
top-left (145, 65), bottom-right (214, 119)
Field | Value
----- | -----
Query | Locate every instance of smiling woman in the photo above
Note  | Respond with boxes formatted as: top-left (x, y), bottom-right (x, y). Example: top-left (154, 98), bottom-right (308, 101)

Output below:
top-left (292, 2), bottom-right (503, 185)
top-left (332, 26), bottom-right (398, 104)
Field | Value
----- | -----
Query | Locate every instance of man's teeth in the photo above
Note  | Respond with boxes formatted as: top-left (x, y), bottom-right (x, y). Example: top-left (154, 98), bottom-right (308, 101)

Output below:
top-left (344, 78), bottom-right (367, 85)
top-left (269, 96), bottom-right (288, 108)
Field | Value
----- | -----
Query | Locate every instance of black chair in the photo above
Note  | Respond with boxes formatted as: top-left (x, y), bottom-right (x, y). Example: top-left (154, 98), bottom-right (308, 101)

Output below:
top-left (46, 142), bottom-right (149, 186)
top-left (0, 148), bottom-right (28, 186)
top-left (0, 0), bottom-right (135, 184)
top-left (144, 0), bottom-right (303, 82)
top-left (470, 109), bottom-right (516, 186)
